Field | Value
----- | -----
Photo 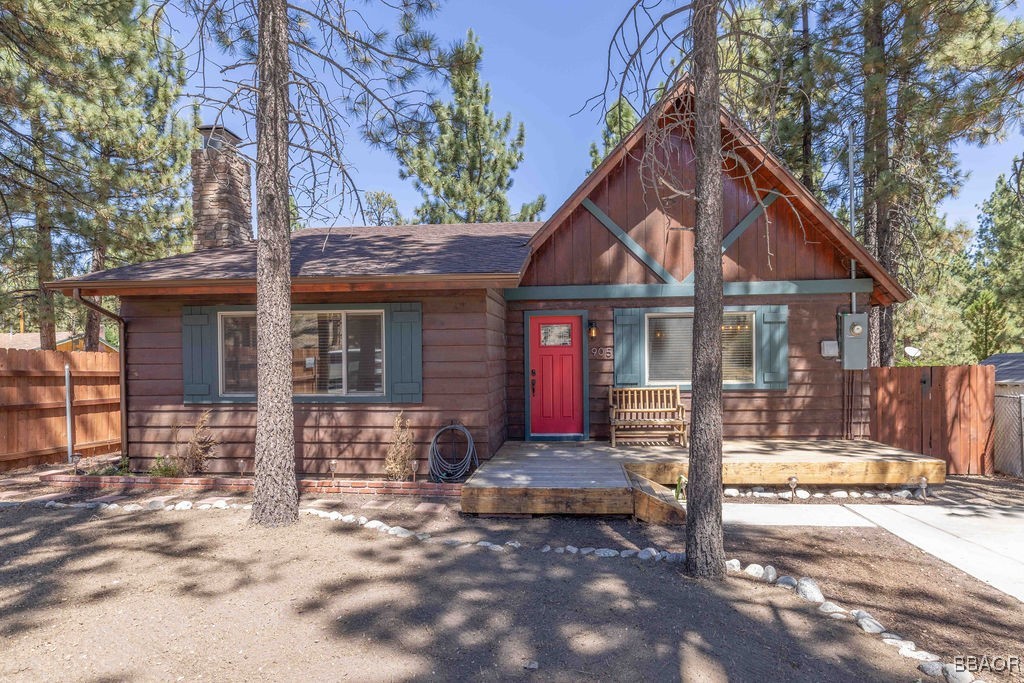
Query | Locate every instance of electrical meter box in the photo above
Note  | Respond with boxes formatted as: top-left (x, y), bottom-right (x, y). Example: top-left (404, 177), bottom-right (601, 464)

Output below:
top-left (839, 312), bottom-right (869, 371)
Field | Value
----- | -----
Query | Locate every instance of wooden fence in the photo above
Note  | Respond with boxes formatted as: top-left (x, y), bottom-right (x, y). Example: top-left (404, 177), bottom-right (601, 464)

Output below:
top-left (870, 365), bottom-right (995, 475)
top-left (0, 348), bottom-right (121, 472)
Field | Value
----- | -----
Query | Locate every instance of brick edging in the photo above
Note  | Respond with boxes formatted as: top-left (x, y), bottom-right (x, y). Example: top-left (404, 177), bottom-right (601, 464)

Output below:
top-left (37, 473), bottom-right (462, 497)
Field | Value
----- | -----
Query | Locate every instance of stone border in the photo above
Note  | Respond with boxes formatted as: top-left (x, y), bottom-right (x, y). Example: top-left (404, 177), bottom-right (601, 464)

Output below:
top-left (8, 496), bottom-right (975, 681)
top-left (37, 473), bottom-right (462, 498)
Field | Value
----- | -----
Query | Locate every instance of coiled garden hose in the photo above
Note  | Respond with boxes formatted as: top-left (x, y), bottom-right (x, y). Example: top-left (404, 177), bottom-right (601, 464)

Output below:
top-left (428, 423), bottom-right (478, 482)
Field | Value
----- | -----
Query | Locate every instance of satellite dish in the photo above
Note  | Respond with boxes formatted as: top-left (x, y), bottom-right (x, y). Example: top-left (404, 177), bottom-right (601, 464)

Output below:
top-left (905, 346), bottom-right (922, 359)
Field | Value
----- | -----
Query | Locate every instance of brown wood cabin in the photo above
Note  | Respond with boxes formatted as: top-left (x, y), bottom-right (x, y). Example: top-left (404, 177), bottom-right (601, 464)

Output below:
top-left (49, 102), bottom-right (908, 477)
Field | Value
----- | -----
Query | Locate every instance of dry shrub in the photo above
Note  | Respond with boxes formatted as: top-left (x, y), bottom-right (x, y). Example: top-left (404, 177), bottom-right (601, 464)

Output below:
top-left (172, 410), bottom-right (219, 476)
top-left (383, 411), bottom-right (414, 481)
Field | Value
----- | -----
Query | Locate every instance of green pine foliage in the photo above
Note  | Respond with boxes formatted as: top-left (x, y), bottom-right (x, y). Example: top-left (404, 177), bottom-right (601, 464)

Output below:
top-left (397, 32), bottom-right (545, 224)
top-left (364, 191), bottom-right (405, 226)
top-left (965, 290), bottom-right (1012, 362)
top-left (588, 96), bottom-right (638, 172)
top-left (975, 169), bottom-right (1024, 330)
top-left (0, 0), bottom-right (195, 343)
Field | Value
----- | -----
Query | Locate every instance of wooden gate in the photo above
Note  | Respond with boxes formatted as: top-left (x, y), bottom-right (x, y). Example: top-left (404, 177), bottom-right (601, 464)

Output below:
top-left (870, 365), bottom-right (995, 475)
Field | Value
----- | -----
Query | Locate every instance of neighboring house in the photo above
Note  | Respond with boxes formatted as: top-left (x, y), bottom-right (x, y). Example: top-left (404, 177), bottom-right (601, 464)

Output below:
top-left (49, 100), bottom-right (909, 476)
top-left (982, 353), bottom-right (1024, 392)
top-left (1, 331), bottom-right (118, 353)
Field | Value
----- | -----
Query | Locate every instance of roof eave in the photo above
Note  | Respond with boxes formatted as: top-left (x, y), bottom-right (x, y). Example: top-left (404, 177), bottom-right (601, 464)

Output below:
top-left (46, 272), bottom-right (522, 297)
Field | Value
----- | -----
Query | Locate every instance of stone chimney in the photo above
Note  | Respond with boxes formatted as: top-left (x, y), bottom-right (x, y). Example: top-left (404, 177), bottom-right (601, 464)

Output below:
top-left (191, 125), bottom-right (253, 249)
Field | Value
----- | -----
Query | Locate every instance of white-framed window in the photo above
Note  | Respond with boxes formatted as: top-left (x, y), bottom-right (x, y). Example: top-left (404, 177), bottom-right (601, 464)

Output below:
top-left (218, 309), bottom-right (385, 397)
top-left (645, 311), bottom-right (756, 385)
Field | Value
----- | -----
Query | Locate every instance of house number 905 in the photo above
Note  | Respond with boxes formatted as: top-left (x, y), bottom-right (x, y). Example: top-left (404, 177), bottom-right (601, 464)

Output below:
top-left (590, 346), bottom-right (613, 360)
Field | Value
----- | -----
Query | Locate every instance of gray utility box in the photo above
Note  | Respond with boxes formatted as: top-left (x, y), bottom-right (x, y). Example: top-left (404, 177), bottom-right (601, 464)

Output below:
top-left (839, 312), bottom-right (869, 371)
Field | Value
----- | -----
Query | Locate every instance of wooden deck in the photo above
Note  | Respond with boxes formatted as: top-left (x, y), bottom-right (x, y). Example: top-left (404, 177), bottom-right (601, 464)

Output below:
top-left (459, 439), bottom-right (947, 516)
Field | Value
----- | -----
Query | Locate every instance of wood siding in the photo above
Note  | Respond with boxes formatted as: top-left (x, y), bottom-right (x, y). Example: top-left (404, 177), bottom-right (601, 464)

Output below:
top-left (522, 139), bottom-right (851, 288)
top-left (122, 290), bottom-right (501, 476)
top-left (507, 295), bottom-right (871, 440)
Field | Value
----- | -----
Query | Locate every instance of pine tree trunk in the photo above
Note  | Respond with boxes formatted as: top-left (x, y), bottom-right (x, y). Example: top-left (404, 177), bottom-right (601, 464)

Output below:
top-left (85, 244), bottom-right (107, 351)
top-left (251, 0), bottom-right (298, 527)
top-left (31, 114), bottom-right (56, 351)
top-left (862, 0), bottom-right (889, 367)
top-left (684, 0), bottom-right (726, 581)
top-left (800, 0), bottom-right (814, 191)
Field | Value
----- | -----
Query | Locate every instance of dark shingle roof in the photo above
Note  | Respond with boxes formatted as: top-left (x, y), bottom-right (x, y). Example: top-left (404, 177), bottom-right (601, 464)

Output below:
top-left (60, 223), bottom-right (541, 284)
top-left (982, 353), bottom-right (1024, 383)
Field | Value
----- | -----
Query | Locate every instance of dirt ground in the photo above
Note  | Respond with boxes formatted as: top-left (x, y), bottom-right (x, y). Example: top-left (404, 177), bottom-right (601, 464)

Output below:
top-left (0, 505), bottom-right (941, 683)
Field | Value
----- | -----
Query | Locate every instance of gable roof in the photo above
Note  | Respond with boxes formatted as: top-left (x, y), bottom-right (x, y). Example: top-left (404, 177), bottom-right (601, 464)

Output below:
top-left (982, 353), bottom-right (1024, 383)
top-left (528, 87), bottom-right (910, 305)
top-left (49, 223), bottom-right (539, 295)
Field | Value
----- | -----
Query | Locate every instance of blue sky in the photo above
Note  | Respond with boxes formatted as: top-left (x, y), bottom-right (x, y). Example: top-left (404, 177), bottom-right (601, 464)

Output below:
top-left (184, 0), bottom-right (1022, 232)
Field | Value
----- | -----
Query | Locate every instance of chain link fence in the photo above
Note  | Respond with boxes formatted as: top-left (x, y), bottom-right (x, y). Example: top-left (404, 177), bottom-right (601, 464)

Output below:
top-left (995, 384), bottom-right (1024, 478)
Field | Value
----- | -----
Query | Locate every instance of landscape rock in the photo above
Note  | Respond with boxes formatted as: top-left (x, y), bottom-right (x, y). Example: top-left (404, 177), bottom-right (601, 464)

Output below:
top-left (580, 547), bottom-right (595, 555)
top-left (857, 617), bottom-right (886, 634)
top-left (540, 545), bottom-right (551, 553)
top-left (829, 612), bottom-right (851, 620)
top-left (620, 549), bottom-right (638, 558)
top-left (595, 548), bottom-right (619, 558)
top-left (894, 490), bottom-right (913, 499)
top-left (881, 637), bottom-right (915, 650)
top-left (106, 503), bottom-right (119, 510)
top-left (795, 577), bottom-right (825, 603)
top-left (941, 663), bottom-right (975, 683)
top-left (849, 491), bottom-right (861, 498)
top-left (146, 499), bottom-right (167, 511)
top-left (795, 489), bottom-right (811, 499)
top-left (328, 511), bottom-right (342, 521)
top-left (174, 501), bottom-right (193, 511)
top-left (878, 492), bottom-right (893, 500)
top-left (388, 527), bottom-right (415, 538)
top-left (743, 564), bottom-right (766, 580)
top-left (364, 520), bottom-right (386, 530)
top-left (829, 490), bottom-right (849, 498)
top-left (751, 486), bottom-right (765, 493)
top-left (524, 661), bottom-right (539, 671)
top-left (777, 491), bottom-right (792, 501)
top-left (861, 492), bottom-right (874, 498)
top-left (725, 558), bottom-right (742, 572)
top-left (341, 514), bottom-right (357, 523)
top-left (416, 533), bottom-right (431, 541)
top-left (763, 565), bottom-right (778, 583)
top-left (566, 545), bottom-right (579, 554)
top-left (212, 500), bottom-right (228, 510)
top-left (724, 488), bottom-right (740, 497)
top-left (753, 491), bottom-right (778, 498)
top-left (818, 601), bottom-right (846, 615)
top-left (123, 503), bottom-right (144, 512)
top-left (638, 548), bottom-right (658, 561)
top-left (505, 541), bottom-right (522, 549)
top-left (664, 552), bottom-right (685, 564)
top-left (900, 647), bottom-right (940, 662)
top-left (918, 661), bottom-right (944, 678)
top-left (554, 547), bottom-right (565, 554)
top-left (812, 493), bottom-right (826, 499)
top-left (476, 541), bottom-right (494, 548)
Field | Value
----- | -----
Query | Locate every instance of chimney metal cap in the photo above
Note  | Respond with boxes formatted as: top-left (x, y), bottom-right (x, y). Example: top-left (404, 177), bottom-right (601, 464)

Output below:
top-left (197, 124), bottom-right (243, 150)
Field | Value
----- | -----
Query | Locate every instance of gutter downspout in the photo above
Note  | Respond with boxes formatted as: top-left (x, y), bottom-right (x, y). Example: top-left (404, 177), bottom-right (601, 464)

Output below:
top-left (72, 288), bottom-right (128, 463)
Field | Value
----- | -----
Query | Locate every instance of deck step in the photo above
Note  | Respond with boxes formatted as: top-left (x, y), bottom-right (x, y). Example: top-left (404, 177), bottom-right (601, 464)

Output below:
top-left (627, 471), bottom-right (687, 525)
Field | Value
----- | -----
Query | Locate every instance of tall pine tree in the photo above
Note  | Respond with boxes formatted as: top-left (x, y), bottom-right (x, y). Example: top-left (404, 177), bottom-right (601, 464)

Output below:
top-left (397, 32), bottom-right (545, 224)
top-left (588, 96), bottom-right (638, 172)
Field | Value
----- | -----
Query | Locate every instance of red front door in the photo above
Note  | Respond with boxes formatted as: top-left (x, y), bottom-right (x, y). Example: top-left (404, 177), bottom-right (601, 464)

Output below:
top-left (529, 315), bottom-right (584, 435)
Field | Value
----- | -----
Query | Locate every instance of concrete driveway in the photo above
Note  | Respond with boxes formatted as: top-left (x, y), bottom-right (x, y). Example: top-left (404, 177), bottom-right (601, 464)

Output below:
top-left (722, 476), bottom-right (1024, 603)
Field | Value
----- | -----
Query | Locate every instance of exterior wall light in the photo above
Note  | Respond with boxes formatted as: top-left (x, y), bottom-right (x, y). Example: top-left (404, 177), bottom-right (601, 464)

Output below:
top-left (588, 321), bottom-right (598, 340)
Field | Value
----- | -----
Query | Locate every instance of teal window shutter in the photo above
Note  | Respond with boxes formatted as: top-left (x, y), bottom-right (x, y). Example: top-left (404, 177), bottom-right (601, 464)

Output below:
top-left (613, 308), bottom-right (643, 386)
top-left (182, 306), bottom-right (218, 403)
top-left (387, 303), bottom-right (423, 403)
top-left (756, 305), bottom-right (789, 390)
